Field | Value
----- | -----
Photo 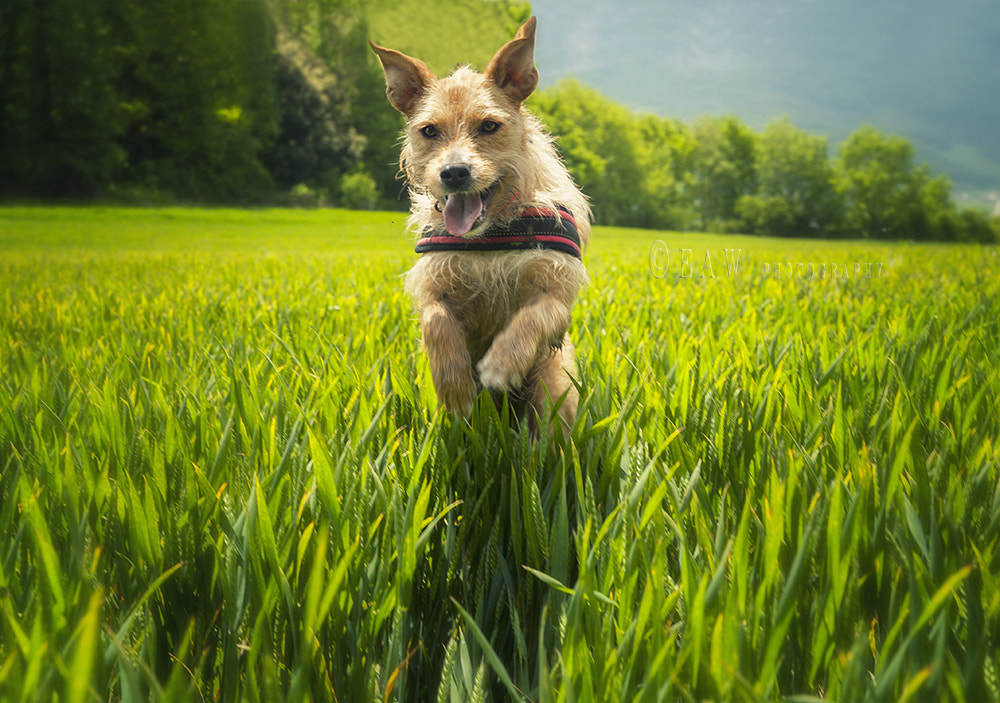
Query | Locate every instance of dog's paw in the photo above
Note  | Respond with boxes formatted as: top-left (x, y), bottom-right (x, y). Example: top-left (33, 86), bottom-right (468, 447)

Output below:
top-left (435, 367), bottom-right (476, 418)
top-left (477, 350), bottom-right (527, 392)
top-left (443, 390), bottom-right (475, 418)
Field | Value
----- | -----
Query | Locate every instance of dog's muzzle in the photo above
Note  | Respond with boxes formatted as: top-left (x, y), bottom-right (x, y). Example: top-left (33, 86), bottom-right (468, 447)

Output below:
top-left (438, 175), bottom-right (500, 237)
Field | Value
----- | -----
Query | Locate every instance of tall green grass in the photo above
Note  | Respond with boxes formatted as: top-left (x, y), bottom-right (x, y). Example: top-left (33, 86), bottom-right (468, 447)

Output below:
top-left (1, 207), bottom-right (998, 701)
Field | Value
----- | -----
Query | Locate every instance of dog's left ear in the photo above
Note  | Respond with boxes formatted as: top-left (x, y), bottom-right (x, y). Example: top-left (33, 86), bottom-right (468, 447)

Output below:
top-left (485, 16), bottom-right (539, 104)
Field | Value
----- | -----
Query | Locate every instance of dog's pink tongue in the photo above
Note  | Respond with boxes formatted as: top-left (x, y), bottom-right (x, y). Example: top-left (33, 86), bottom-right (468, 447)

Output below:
top-left (443, 192), bottom-right (483, 236)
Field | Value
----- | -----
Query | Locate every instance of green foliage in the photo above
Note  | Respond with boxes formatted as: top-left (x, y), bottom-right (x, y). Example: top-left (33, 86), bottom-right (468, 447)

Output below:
top-left (532, 81), bottom-right (645, 227)
top-left (835, 126), bottom-right (940, 240)
top-left (338, 169), bottom-right (380, 210)
top-left (260, 43), bottom-right (363, 194)
top-left (0, 0), bottom-right (280, 201)
top-left (530, 80), bottom-right (697, 231)
top-left (736, 117), bottom-right (841, 238)
top-left (263, 0), bottom-right (394, 204)
top-left (688, 115), bottom-right (758, 233)
top-left (1, 206), bottom-right (999, 701)
top-left (0, 0), bottom-right (123, 196)
top-left (528, 85), bottom-right (989, 241)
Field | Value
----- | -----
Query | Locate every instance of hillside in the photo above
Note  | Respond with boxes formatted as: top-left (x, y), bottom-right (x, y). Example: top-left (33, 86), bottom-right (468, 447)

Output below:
top-left (367, 0), bottom-right (531, 76)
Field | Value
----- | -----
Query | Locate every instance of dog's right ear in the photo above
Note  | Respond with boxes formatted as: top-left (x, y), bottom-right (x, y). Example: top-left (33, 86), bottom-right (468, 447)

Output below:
top-left (370, 42), bottom-right (435, 117)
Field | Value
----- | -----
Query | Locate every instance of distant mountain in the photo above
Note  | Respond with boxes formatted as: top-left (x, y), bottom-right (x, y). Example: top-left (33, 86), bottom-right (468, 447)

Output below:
top-left (527, 0), bottom-right (1000, 194)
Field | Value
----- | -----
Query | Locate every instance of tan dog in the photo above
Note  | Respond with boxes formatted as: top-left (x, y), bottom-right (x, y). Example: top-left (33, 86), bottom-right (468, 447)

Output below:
top-left (371, 17), bottom-right (590, 431)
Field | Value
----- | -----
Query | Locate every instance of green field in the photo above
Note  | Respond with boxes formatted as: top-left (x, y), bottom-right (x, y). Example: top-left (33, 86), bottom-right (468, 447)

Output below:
top-left (1, 206), bottom-right (998, 702)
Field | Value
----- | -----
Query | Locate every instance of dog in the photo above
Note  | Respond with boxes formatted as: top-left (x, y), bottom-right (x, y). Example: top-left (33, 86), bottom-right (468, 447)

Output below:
top-left (371, 17), bottom-right (591, 432)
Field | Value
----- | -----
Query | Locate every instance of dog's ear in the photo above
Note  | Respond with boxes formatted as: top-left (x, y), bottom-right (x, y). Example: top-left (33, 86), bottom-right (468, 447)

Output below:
top-left (485, 16), bottom-right (539, 104)
top-left (370, 42), bottom-right (435, 116)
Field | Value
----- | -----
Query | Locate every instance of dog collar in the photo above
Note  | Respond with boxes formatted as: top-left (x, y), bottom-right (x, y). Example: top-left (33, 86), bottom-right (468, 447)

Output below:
top-left (414, 206), bottom-right (582, 259)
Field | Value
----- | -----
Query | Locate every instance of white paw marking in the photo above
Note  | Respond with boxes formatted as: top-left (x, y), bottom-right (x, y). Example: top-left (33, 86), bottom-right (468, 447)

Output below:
top-left (477, 355), bottom-right (522, 391)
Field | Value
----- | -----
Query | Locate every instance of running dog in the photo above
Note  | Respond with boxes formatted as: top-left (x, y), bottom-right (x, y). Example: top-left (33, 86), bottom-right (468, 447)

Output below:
top-left (371, 17), bottom-right (591, 431)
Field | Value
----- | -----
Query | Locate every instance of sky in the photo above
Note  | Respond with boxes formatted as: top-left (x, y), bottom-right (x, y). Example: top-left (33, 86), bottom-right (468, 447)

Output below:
top-left (525, 0), bottom-right (1000, 191)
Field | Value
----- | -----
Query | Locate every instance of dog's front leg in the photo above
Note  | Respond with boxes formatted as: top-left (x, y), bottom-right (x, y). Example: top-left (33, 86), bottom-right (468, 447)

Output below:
top-left (420, 299), bottom-right (476, 417)
top-left (478, 294), bottom-right (571, 392)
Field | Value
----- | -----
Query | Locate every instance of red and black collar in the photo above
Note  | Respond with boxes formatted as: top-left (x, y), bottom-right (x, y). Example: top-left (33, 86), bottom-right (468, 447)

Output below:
top-left (414, 206), bottom-right (582, 259)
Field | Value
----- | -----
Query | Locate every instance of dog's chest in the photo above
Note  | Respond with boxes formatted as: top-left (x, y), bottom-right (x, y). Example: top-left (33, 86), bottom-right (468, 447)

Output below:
top-left (423, 251), bottom-right (541, 314)
top-left (406, 249), bottom-right (582, 355)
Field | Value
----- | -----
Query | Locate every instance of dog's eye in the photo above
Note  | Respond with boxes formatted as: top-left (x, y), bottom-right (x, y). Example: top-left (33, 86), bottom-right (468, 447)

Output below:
top-left (420, 125), bottom-right (438, 138)
top-left (481, 120), bottom-right (500, 134)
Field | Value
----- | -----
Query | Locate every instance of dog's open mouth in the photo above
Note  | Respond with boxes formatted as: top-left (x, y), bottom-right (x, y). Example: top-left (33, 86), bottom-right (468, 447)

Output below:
top-left (442, 181), bottom-right (500, 237)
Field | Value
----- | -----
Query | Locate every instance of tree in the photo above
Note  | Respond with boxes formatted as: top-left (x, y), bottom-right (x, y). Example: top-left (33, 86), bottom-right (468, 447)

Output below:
top-left (0, 0), bottom-right (121, 196)
top-left (531, 80), bottom-right (697, 230)
top-left (350, 23), bottom-right (410, 209)
top-left (113, 0), bottom-right (278, 201)
top-left (736, 117), bottom-right (840, 237)
top-left (631, 114), bottom-right (699, 231)
top-left (835, 126), bottom-right (926, 239)
top-left (260, 28), bottom-right (364, 194)
top-left (0, 0), bottom-right (279, 201)
top-left (689, 115), bottom-right (757, 232)
top-left (530, 80), bottom-right (641, 227)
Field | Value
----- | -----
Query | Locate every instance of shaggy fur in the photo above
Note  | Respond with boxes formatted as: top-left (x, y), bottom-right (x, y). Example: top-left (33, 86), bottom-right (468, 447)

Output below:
top-left (371, 17), bottom-right (591, 429)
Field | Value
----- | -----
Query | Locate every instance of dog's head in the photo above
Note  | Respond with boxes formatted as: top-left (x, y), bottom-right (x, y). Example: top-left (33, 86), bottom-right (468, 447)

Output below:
top-left (371, 18), bottom-right (540, 236)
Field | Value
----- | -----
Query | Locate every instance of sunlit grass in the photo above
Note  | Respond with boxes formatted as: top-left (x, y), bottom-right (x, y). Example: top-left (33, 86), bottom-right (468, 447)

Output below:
top-left (1, 206), bottom-right (998, 701)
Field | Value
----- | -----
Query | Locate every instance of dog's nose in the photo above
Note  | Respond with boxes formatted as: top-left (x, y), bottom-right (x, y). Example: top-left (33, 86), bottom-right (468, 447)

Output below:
top-left (440, 164), bottom-right (473, 191)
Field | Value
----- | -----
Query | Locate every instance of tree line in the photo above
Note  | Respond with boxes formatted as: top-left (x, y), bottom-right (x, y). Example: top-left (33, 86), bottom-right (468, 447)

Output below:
top-left (1, 0), bottom-right (995, 242)
top-left (530, 81), bottom-right (998, 242)
top-left (0, 0), bottom-right (398, 208)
